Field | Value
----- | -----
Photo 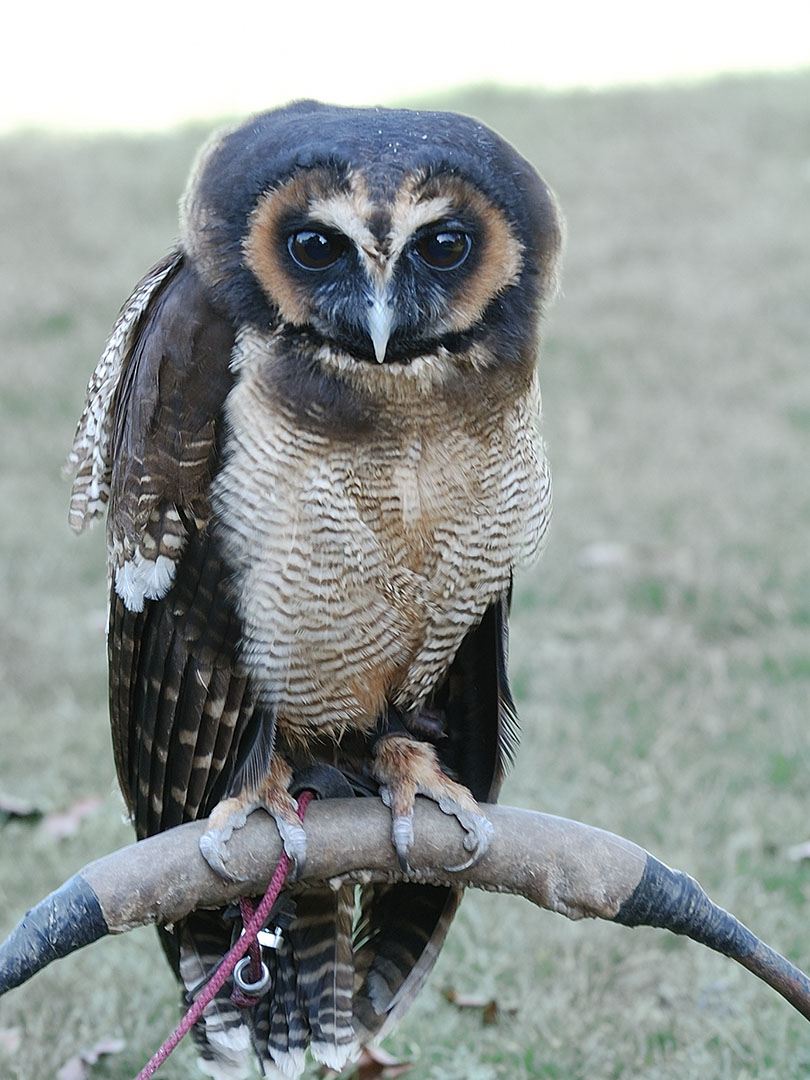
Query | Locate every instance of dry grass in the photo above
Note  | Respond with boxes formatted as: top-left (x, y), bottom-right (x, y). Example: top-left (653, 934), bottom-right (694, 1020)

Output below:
top-left (1, 72), bottom-right (809, 1078)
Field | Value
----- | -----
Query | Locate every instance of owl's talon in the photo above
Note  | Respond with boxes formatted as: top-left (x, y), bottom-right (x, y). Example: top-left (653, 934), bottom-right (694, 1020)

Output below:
top-left (200, 798), bottom-right (254, 881)
top-left (200, 807), bottom-right (308, 881)
top-left (200, 757), bottom-right (303, 882)
top-left (433, 796), bottom-right (494, 872)
top-left (275, 816), bottom-right (308, 880)
top-left (392, 814), bottom-right (415, 872)
top-left (379, 786), bottom-right (413, 870)
top-left (199, 827), bottom-right (249, 883)
top-left (373, 735), bottom-right (493, 876)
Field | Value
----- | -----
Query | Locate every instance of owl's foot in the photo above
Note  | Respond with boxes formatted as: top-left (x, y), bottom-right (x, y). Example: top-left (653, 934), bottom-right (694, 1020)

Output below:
top-left (199, 755), bottom-right (307, 882)
top-left (372, 735), bottom-right (493, 873)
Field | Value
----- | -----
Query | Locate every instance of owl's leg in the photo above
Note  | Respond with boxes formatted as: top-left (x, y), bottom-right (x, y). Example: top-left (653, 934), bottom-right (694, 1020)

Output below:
top-left (199, 754), bottom-right (307, 881)
top-left (371, 734), bottom-right (493, 873)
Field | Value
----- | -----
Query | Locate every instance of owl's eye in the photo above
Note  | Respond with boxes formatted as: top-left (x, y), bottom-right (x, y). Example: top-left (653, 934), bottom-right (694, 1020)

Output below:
top-left (287, 229), bottom-right (346, 270)
top-left (414, 228), bottom-right (472, 271)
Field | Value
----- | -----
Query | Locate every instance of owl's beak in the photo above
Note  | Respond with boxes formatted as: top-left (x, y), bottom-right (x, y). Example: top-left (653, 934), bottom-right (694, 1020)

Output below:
top-left (366, 294), bottom-right (395, 364)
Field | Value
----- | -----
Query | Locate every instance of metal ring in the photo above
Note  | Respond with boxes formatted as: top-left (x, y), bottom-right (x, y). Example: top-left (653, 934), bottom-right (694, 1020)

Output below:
top-left (233, 956), bottom-right (271, 995)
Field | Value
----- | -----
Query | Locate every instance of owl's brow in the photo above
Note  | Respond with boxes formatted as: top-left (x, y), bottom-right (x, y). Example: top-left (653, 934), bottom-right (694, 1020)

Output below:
top-left (386, 194), bottom-right (456, 260)
top-left (305, 173), bottom-right (381, 253)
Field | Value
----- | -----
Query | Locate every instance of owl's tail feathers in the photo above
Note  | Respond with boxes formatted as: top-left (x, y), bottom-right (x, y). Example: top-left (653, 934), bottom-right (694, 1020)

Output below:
top-left (255, 938), bottom-right (309, 1078)
top-left (176, 889), bottom-right (358, 1080)
top-left (252, 886), bottom-right (358, 1076)
top-left (282, 886), bottom-right (356, 1070)
top-left (176, 912), bottom-right (257, 1080)
top-left (352, 882), bottom-right (461, 1048)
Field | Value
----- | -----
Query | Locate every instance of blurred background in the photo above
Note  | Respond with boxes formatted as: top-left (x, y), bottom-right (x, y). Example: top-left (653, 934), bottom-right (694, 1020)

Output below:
top-left (1, 2), bottom-right (809, 1077)
top-left (2, 0), bottom-right (808, 132)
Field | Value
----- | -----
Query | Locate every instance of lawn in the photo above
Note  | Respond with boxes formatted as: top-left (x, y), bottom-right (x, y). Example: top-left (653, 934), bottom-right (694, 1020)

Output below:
top-left (1, 71), bottom-right (809, 1078)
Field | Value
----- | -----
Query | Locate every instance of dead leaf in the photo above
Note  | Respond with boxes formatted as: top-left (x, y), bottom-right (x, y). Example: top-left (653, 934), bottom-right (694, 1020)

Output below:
top-left (0, 794), bottom-right (43, 824)
top-left (443, 988), bottom-right (490, 1008)
top-left (482, 1000), bottom-right (499, 1026)
top-left (0, 1027), bottom-right (21, 1054)
top-left (443, 987), bottom-right (517, 1025)
top-left (319, 1044), bottom-right (412, 1079)
top-left (42, 796), bottom-right (104, 839)
top-left (56, 1037), bottom-right (125, 1080)
top-left (358, 1045), bottom-right (413, 1078)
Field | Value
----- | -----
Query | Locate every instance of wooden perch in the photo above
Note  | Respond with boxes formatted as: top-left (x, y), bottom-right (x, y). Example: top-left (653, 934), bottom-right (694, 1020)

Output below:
top-left (2, 798), bottom-right (809, 1024)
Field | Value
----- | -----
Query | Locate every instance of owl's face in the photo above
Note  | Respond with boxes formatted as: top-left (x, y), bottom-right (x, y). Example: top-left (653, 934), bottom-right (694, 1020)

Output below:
top-left (181, 101), bottom-right (561, 390)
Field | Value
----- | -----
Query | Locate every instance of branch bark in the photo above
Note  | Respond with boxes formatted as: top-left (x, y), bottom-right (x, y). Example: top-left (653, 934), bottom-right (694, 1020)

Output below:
top-left (2, 798), bottom-right (809, 1025)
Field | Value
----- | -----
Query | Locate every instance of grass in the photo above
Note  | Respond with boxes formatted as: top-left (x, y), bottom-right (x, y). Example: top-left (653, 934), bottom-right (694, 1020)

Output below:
top-left (1, 70), bottom-right (809, 1078)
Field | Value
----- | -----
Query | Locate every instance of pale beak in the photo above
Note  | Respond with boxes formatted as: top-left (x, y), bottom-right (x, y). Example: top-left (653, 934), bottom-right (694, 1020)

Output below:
top-left (366, 293), bottom-right (396, 364)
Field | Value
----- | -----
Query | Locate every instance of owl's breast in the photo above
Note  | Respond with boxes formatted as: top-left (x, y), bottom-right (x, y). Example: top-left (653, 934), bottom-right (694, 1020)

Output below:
top-left (212, 332), bottom-right (550, 736)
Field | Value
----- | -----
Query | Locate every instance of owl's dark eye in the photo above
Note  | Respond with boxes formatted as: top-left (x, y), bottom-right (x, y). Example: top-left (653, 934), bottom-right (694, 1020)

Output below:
top-left (414, 228), bottom-right (472, 271)
top-left (287, 229), bottom-right (346, 270)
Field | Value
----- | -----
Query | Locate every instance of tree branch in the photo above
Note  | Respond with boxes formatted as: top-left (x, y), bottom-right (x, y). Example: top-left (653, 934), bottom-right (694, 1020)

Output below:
top-left (2, 798), bottom-right (809, 1024)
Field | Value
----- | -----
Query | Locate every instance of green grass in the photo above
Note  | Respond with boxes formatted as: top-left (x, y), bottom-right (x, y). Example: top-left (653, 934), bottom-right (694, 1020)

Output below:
top-left (1, 71), bottom-right (810, 1078)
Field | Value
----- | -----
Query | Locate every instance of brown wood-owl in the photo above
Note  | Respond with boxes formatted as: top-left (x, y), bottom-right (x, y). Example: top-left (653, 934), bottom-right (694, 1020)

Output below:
top-left (68, 101), bottom-right (562, 1079)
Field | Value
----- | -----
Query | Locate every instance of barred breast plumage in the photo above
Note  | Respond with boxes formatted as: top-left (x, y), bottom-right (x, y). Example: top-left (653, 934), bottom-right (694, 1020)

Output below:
top-left (214, 326), bottom-right (550, 739)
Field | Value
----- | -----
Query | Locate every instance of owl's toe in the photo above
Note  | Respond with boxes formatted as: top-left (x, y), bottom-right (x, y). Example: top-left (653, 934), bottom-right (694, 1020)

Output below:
top-left (200, 755), bottom-right (306, 881)
top-left (378, 785), bottom-right (415, 872)
top-left (372, 733), bottom-right (493, 875)
top-left (434, 793), bottom-right (494, 871)
top-left (199, 796), bottom-right (253, 882)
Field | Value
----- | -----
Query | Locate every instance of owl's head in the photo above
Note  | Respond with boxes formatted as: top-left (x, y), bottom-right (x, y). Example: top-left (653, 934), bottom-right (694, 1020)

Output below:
top-left (181, 101), bottom-right (561, 386)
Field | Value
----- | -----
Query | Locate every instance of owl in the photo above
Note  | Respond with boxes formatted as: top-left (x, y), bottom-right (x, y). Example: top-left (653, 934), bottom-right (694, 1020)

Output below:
top-left (68, 101), bottom-right (561, 1079)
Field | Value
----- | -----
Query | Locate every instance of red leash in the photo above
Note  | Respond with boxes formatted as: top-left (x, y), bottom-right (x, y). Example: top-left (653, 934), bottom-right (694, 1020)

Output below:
top-left (135, 792), bottom-right (313, 1079)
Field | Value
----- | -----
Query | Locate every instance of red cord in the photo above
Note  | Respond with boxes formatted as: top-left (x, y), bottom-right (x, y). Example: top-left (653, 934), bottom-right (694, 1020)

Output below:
top-left (238, 896), bottom-right (264, 985)
top-left (134, 791), bottom-right (314, 1079)
top-left (228, 896), bottom-right (265, 1008)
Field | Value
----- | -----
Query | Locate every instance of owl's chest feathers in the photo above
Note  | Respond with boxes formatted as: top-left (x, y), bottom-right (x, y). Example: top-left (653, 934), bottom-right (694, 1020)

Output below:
top-left (212, 347), bottom-right (548, 734)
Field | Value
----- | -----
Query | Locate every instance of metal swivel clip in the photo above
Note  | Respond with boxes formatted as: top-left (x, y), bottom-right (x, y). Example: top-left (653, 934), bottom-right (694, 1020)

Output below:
top-left (233, 926), bottom-right (285, 995)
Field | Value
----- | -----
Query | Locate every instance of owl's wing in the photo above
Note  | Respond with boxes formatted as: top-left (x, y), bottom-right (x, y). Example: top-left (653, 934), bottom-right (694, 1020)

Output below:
top-left (440, 590), bottom-right (519, 804)
top-left (69, 254), bottom-right (262, 839)
top-left (108, 528), bottom-right (261, 839)
top-left (68, 252), bottom-right (184, 536)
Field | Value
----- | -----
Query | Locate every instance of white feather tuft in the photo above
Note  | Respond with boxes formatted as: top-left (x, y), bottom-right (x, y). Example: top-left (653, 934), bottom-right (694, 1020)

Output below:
top-left (194, 1047), bottom-right (252, 1080)
top-left (310, 1041), bottom-right (359, 1072)
top-left (267, 1047), bottom-right (308, 1079)
top-left (114, 550), bottom-right (177, 612)
top-left (193, 1003), bottom-right (253, 1079)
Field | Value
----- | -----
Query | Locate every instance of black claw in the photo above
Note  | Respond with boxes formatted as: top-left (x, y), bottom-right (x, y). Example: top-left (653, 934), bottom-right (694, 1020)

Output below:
top-left (287, 853), bottom-right (306, 882)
